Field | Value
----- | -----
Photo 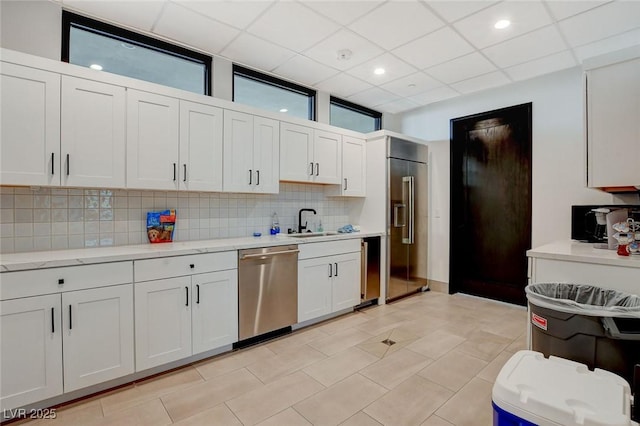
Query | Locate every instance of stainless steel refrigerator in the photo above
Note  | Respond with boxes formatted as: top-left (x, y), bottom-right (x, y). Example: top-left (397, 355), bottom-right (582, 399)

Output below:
top-left (387, 137), bottom-right (428, 301)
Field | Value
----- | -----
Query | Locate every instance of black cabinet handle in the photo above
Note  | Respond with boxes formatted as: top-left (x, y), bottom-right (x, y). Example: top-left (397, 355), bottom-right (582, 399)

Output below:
top-left (316, 163), bottom-right (319, 176)
top-left (344, 178), bottom-right (348, 191)
top-left (196, 284), bottom-right (200, 304)
top-left (309, 162), bottom-right (314, 176)
top-left (329, 264), bottom-right (332, 278)
top-left (51, 307), bottom-right (55, 333)
top-left (185, 286), bottom-right (189, 306)
top-left (249, 169), bottom-right (252, 185)
top-left (173, 163), bottom-right (177, 181)
top-left (335, 262), bottom-right (338, 277)
top-left (58, 278), bottom-right (64, 285)
top-left (256, 170), bottom-right (260, 186)
top-left (51, 153), bottom-right (55, 175)
top-left (66, 154), bottom-right (70, 176)
top-left (190, 264), bottom-right (195, 269)
top-left (68, 305), bottom-right (72, 330)
top-left (183, 164), bottom-right (187, 182)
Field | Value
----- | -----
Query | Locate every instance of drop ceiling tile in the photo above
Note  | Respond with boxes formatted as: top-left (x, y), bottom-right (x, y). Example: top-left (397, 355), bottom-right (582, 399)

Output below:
top-left (63, 0), bottom-right (166, 31)
top-left (347, 87), bottom-right (400, 108)
top-left (544, 0), bottom-right (610, 21)
top-left (482, 25), bottom-right (568, 68)
top-left (376, 98), bottom-right (422, 114)
top-left (380, 72), bottom-right (442, 97)
top-left (301, 1), bottom-right (383, 26)
top-left (220, 33), bottom-right (295, 72)
top-left (425, 1), bottom-right (498, 23)
top-left (246, 2), bottom-right (339, 52)
top-left (314, 73), bottom-right (373, 98)
top-left (176, 0), bottom-right (274, 30)
top-left (349, 2), bottom-right (444, 50)
top-left (409, 86), bottom-right (460, 105)
top-left (304, 29), bottom-right (383, 71)
top-left (345, 53), bottom-right (417, 85)
top-left (574, 28), bottom-right (640, 63)
top-left (558, 1), bottom-right (640, 47)
top-left (425, 52), bottom-right (497, 84)
top-left (505, 50), bottom-right (577, 81)
top-left (273, 55), bottom-right (340, 86)
top-left (453, 1), bottom-right (553, 49)
top-left (393, 27), bottom-right (474, 70)
top-left (451, 71), bottom-right (511, 94)
top-left (153, 2), bottom-right (240, 54)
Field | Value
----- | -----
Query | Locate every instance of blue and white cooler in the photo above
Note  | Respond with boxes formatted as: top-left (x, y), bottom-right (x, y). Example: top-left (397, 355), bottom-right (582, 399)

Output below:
top-left (492, 350), bottom-right (636, 426)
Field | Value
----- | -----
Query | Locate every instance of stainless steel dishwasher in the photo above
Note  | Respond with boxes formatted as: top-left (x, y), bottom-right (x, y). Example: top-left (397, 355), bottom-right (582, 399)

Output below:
top-left (238, 245), bottom-right (298, 341)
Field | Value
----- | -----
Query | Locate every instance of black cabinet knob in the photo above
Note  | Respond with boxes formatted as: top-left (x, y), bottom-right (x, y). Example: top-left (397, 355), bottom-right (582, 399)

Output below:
top-left (58, 279), bottom-right (64, 285)
top-left (190, 264), bottom-right (195, 269)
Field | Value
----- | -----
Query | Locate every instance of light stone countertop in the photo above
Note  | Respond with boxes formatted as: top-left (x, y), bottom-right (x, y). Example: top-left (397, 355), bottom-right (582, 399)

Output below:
top-left (527, 240), bottom-right (640, 268)
top-left (0, 231), bottom-right (383, 272)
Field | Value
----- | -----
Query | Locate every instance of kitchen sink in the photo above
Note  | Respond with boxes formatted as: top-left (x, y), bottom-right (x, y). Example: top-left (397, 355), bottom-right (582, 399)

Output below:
top-left (288, 231), bottom-right (339, 238)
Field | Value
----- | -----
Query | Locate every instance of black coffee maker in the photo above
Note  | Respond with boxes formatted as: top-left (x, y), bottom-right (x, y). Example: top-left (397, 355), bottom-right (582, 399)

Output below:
top-left (571, 205), bottom-right (640, 243)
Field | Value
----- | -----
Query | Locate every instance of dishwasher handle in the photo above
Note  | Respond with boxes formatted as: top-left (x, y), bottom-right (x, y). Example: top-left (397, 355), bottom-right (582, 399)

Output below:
top-left (240, 249), bottom-right (299, 260)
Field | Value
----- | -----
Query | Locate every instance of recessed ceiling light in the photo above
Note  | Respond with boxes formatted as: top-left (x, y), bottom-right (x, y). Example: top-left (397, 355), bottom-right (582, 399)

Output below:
top-left (89, 64), bottom-right (103, 71)
top-left (374, 68), bottom-right (385, 75)
top-left (279, 108), bottom-right (288, 113)
top-left (494, 19), bottom-right (511, 29)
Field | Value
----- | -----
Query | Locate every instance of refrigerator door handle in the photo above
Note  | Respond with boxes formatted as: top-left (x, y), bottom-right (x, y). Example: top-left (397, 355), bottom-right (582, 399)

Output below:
top-left (393, 204), bottom-right (406, 227)
top-left (402, 176), bottom-right (415, 244)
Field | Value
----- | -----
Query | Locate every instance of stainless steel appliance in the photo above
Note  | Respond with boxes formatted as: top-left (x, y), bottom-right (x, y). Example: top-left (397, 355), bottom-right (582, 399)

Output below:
top-left (387, 138), bottom-right (428, 301)
top-left (361, 236), bottom-right (381, 303)
top-left (238, 245), bottom-right (298, 340)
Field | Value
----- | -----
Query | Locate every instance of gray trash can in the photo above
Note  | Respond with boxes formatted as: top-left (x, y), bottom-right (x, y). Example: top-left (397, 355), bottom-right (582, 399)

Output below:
top-left (525, 283), bottom-right (640, 387)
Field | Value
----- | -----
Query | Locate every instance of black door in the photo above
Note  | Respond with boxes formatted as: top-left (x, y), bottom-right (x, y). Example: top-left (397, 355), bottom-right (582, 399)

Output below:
top-left (450, 103), bottom-right (532, 305)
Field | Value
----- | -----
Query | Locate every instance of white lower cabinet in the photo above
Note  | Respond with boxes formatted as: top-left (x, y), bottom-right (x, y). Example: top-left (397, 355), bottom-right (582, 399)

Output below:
top-left (298, 241), bottom-right (361, 323)
top-left (0, 294), bottom-right (63, 411)
top-left (134, 253), bottom-right (238, 371)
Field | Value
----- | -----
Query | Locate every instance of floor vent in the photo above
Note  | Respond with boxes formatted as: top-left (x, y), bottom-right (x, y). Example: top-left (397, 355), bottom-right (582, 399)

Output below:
top-left (380, 339), bottom-right (396, 346)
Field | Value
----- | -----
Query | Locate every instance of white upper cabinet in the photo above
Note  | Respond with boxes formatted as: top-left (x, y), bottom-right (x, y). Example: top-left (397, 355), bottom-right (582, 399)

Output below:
top-left (223, 110), bottom-right (279, 194)
top-left (1, 63), bottom-right (60, 186)
top-left (179, 101), bottom-right (223, 192)
top-left (587, 57), bottom-right (640, 188)
top-left (61, 76), bottom-right (126, 188)
top-left (126, 90), bottom-right (180, 190)
top-left (280, 123), bottom-right (342, 184)
top-left (327, 136), bottom-right (366, 197)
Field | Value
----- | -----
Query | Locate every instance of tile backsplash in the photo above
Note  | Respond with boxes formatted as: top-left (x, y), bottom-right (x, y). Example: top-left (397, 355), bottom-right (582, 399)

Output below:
top-left (0, 184), bottom-right (354, 253)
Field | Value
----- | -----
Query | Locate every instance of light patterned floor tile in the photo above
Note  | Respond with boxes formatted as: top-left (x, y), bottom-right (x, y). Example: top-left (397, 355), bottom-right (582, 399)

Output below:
top-left (364, 376), bottom-right (453, 425)
top-left (266, 328), bottom-right (330, 354)
top-left (23, 399), bottom-right (104, 425)
top-left (226, 371), bottom-right (324, 425)
top-left (476, 351), bottom-right (513, 383)
top-left (96, 398), bottom-right (171, 426)
top-left (315, 313), bottom-right (371, 335)
top-left (161, 368), bottom-right (263, 422)
top-left (435, 377), bottom-right (494, 426)
top-left (353, 312), bottom-right (410, 336)
top-left (455, 330), bottom-right (512, 361)
top-left (247, 344), bottom-right (327, 383)
top-left (256, 408), bottom-right (312, 426)
top-left (293, 374), bottom-right (387, 426)
top-left (308, 328), bottom-right (374, 356)
top-left (194, 346), bottom-right (276, 380)
top-left (505, 333), bottom-right (527, 353)
top-left (339, 411), bottom-right (382, 425)
top-left (360, 348), bottom-right (433, 389)
top-left (418, 350), bottom-right (488, 392)
top-left (405, 329), bottom-right (466, 360)
top-left (420, 415), bottom-right (455, 426)
top-left (303, 347), bottom-right (380, 386)
top-left (172, 404), bottom-right (242, 426)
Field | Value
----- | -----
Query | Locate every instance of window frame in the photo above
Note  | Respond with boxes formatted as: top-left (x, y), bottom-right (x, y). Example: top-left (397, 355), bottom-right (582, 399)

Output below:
top-left (61, 10), bottom-right (212, 96)
top-left (330, 96), bottom-right (382, 132)
top-left (232, 64), bottom-right (316, 121)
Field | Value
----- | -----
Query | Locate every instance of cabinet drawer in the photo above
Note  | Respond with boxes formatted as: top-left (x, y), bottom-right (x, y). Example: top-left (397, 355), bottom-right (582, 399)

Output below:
top-left (134, 251), bottom-right (237, 282)
top-left (298, 239), bottom-right (361, 260)
top-left (0, 262), bottom-right (133, 300)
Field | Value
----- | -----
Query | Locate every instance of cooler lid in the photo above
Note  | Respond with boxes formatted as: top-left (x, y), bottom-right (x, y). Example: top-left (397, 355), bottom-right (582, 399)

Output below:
top-left (492, 350), bottom-right (632, 426)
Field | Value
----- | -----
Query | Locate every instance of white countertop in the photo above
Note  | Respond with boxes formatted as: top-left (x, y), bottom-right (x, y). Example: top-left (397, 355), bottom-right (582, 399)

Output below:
top-left (527, 240), bottom-right (640, 268)
top-left (0, 231), bottom-right (383, 272)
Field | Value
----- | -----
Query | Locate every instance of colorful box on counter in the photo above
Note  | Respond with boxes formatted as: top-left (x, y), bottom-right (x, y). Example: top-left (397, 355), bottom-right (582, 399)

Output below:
top-left (147, 209), bottom-right (176, 243)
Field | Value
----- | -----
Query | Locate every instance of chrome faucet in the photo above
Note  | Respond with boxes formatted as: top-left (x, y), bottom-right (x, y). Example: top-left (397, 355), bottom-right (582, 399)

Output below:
top-left (298, 209), bottom-right (317, 233)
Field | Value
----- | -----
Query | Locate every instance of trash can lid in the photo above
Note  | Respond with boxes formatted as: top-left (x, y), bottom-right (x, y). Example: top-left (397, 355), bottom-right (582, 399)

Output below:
top-left (492, 350), bottom-right (632, 426)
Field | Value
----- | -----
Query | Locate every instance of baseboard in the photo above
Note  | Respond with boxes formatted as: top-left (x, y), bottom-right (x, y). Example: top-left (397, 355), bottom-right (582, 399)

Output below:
top-left (427, 279), bottom-right (448, 293)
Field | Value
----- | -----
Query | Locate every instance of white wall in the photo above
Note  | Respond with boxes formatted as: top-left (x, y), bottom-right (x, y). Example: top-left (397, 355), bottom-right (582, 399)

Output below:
top-left (394, 67), bottom-right (638, 283)
top-left (0, 0), bottom-right (61, 60)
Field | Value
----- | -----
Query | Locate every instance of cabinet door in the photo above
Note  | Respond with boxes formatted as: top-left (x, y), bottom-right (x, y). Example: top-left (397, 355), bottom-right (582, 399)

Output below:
top-left (126, 90), bottom-right (179, 190)
top-left (280, 122), bottom-right (312, 182)
top-left (61, 76), bottom-right (126, 188)
top-left (253, 116), bottom-right (280, 194)
top-left (313, 130), bottom-right (342, 184)
top-left (223, 110), bottom-right (254, 192)
top-left (341, 136), bottom-right (366, 196)
top-left (192, 270), bottom-right (238, 354)
top-left (0, 294), bottom-right (62, 410)
top-left (298, 258), bottom-right (332, 322)
top-left (135, 277), bottom-right (191, 371)
top-left (587, 58), bottom-right (640, 187)
top-left (0, 63), bottom-right (60, 186)
top-left (179, 101), bottom-right (223, 192)
top-left (332, 252), bottom-right (361, 312)
top-left (62, 284), bottom-right (134, 392)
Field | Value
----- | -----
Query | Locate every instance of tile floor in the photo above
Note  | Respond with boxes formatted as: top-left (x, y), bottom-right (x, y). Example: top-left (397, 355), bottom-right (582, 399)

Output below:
top-left (17, 291), bottom-right (528, 426)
